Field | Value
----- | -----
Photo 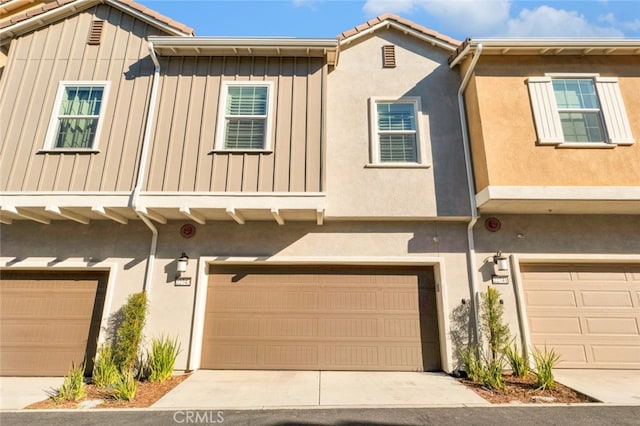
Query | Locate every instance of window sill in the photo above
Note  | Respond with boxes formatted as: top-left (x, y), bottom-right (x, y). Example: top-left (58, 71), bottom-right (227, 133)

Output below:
top-left (555, 143), bottom-right (616, 149)
top-left (37, 149), bottom-right (101, 154)
top-left (209, 149), bottom-right (273, 155)
top-left (365, 163), bottom-right (431, 169)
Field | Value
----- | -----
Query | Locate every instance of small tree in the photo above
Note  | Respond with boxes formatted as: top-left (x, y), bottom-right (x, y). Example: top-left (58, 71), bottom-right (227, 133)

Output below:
top-left (113, 291), bottom-right (148, 373)
top-left (481, 286), bottom-right (511, 361)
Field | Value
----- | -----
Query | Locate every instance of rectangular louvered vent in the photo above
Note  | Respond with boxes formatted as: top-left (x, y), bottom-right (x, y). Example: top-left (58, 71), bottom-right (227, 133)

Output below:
top-left (87, 20), bottom-right (104, 45)
top-left (382, 45), bottom-right (396, 68)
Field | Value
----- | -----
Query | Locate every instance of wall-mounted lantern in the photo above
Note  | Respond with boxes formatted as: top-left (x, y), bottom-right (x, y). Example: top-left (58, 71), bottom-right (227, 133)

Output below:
top-left (493, 251), bottom-right (509, 272)
top-left (176, 252), bottom-right (189, 275)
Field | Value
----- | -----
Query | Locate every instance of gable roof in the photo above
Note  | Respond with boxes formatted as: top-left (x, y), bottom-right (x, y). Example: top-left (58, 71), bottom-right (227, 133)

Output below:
top-left (339, 13), bottom-right (460, 51)
top-left (0, 0), bottom-right (194, 41)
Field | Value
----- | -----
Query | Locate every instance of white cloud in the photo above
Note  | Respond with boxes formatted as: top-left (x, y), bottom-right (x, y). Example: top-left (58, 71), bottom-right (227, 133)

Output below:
top-left (363, 0), bottom-right (416, 15)
top-left (598, 12), bottom-right (640, 32)
top-left (363, 1), bottom-right (629, 38)
top-left (364, 0), bottom-right (511, 34)
top-left (503, 6), bottom-right (624, 37)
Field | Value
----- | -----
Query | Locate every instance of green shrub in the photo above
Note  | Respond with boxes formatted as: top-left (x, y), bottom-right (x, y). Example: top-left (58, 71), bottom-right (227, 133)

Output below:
top-left (148, 335), bottom-right (181, 382)
top-left (533, 346), bottom-right (560, 391)
top-left (459, 345), bottom-right (482, 382)
top-left (480, 356), bottom-right (505, 390)
top-left (481, 287), bottom-right (511, 361)
top-left (54, 362), bottom-right (86, 402)
top-left (504, 340), bottom-right (530, 377)
top-left (113, 370), bottom-right (138, 401)
top-left (113, 292), bottom-right (148, 373)
top-left (92, 345), bottom-right (119, 388)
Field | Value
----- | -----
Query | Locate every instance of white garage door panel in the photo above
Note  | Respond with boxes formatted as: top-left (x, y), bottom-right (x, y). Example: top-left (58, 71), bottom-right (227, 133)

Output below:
top-left (522, 264), bottom-right (640, 369)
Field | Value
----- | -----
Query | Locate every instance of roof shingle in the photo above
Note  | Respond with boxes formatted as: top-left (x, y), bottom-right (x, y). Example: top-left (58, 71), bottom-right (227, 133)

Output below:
top-left (338, 13), bottom-right (460, 47)
top-left (1, 0), bottom-right (194, 36)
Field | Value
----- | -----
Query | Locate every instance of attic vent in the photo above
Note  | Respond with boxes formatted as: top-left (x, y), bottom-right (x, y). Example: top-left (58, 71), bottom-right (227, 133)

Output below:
top-left (87, 20), bottom-right (104, 45)
top-left (382, 45), bottom-right (396, 68)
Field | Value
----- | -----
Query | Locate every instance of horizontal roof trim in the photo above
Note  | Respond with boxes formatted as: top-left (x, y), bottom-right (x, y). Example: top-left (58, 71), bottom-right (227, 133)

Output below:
top-left (149, 36), bottom-right (340, 65)
top-left (450, 38), bottom-right (640, 66)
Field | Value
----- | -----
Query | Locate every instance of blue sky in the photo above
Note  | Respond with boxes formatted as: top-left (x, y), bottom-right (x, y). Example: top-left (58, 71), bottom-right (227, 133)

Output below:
top-left (138, 0), bottom-right (640, 40)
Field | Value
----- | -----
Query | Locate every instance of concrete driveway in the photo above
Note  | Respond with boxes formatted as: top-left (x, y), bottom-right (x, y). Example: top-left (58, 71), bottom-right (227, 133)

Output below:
top-left (152, 370), bottom-right (489, 409)
top-left (0, 377), bottom-right (63, 410)
top-left (554, 370), bottom-right (640, 404)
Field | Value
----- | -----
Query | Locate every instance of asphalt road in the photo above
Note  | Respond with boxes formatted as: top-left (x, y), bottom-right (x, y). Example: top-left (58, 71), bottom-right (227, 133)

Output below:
top-left (2, 406), bottom-right (640, 426)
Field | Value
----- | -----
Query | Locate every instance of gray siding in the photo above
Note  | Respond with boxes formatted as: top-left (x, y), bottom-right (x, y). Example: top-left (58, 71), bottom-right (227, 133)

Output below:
top-left (0, 4), bottom-right (166, 192)
top-left (146, 56), bottom-right (326, 192)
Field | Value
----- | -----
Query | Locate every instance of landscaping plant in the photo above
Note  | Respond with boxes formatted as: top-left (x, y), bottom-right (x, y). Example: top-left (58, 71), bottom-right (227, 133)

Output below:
top-left (113, 291), bottom-right (148, 373)
top-left (459, 345), bottom-right (482, 382)
top-left (504, 340), bottom-right (530, 377)
top-left (54, 362), bottom-right (86, 402)
top-left (113, 370), bottom-right (138, 401)
top-left (533, 346), bottom-right (560, 390)
top-left (480, 356), bottom-right (505, 390)
top-left (148, 335), bottom-right (182, 382)
top-left (92, 345), bottom-right (119, 388)
top-left (480, 286), bottom-right (511, 361)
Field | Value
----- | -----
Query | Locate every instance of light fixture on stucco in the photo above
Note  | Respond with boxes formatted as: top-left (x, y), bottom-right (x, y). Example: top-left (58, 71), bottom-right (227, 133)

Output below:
top-left (493, 251), bottom-right (509, 272)
top-left (177, 252), bottom-right (189, 275)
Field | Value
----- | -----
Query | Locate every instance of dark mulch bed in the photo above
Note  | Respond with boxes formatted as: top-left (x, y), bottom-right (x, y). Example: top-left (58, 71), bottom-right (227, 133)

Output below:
top-left (459, 373), bottom-right (596, 404)
top-left (26, 374), bottom-right (190, 409)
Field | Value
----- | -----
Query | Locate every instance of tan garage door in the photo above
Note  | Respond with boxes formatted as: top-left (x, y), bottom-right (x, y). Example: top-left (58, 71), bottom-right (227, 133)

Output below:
top-left (0, 271), bottom-right (107, 376)
top-left (521, 264), bottom-right (640, 369)
top-left (201, 266), bottom-right (440, 371)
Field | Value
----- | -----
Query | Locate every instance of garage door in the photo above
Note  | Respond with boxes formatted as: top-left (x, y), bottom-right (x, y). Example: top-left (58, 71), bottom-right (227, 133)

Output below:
top-left (521, 264), bottom-right (640, 369)
top-left (0, 271), bottom-right (108, 376)
top-left (201, 266), bottom-right (440, 371)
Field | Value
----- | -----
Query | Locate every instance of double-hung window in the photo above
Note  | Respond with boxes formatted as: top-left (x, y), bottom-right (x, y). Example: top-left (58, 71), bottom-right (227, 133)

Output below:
top-left (527, 75), bottom-right (634, 146)
top-left (215, 81), bottom-right (274, 151)
top-left (44, 81), bottom-right (110, 150)
top-left (370, 97), bottom-right (425, 164)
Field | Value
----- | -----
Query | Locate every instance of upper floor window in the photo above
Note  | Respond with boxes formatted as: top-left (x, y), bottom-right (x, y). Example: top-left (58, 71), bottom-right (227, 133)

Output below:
top-left (527, 75), bottom-right (634, 147)
top-left (370, 97), bottom-right (426, 165)
top-left (552, 79), bottom-right (604, 143)
top-left (44, 81), bottom-right (110, 151)
top-left (215, 81), bottom-right (274, 151)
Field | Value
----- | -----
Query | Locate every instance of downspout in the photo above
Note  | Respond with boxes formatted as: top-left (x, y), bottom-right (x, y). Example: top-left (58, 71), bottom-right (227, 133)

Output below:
top-left (457, 43), bottom-right (483, 346)
top-left (131, 41), bottom-right (162, 297)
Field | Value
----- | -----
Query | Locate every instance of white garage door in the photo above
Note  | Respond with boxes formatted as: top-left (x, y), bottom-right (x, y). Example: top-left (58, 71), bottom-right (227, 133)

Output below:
top-left (521, 264), bottom-right (640, 369)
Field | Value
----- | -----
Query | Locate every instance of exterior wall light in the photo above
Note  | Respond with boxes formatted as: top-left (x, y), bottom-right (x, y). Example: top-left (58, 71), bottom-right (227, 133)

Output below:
top-left (493, 251), bottom-right (509, 272)
top-left (177, 252), bottom-right (189, 275)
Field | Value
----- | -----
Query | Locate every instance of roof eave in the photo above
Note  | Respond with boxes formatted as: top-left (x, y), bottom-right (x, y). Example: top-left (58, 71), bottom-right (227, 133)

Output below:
top-left (149, 36), bottom-right (340, 65)
top-left (449, 38), bottom-right (640, 66)
top-left (340, 19), bottom-right (459, 52)
top-left (0, 0), bottom-right (193, 44)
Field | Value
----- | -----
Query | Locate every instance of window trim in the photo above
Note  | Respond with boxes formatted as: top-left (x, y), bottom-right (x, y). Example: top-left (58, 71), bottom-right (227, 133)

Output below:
top-left (527, 73), bottom-right (634, 147)
top-left (213, 80), bottom-right (275, 153)
top-left (368, 96), bottom-right (428, 166)
top-left (43, 81), bottom-right (111, 152)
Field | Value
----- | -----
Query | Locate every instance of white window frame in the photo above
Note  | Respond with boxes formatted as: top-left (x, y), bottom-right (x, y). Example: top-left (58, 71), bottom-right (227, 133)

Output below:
top-left (213, 81), bottom-right (275, 152)
top-left (368, 96), bottom-right (429, 167)
top-left (43, 81), bottom-right (110, 152)
top-left (527, 73), bottom-right (634, 148)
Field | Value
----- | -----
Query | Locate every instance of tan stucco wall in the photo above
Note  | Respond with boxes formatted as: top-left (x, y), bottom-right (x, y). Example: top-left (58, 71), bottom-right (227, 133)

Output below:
top-left (471, 214), bottom-right (640, 348)
top-left (465, 55), bottom-right (640, 190)
top-left (327, 30), bottom-right (469, 218)
top-left (1, 220), bottom-right (473, 371)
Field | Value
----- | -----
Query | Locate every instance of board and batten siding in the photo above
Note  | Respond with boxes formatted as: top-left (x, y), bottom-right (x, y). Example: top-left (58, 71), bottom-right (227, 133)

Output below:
top-left (145, 56), bottom-right (327, 193)
top-left (0, 4), bottom-right (167, 192)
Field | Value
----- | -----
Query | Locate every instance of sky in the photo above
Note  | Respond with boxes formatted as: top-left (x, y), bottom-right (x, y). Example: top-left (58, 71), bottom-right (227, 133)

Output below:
top-left (137, 0), bottom-right (640, 40)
